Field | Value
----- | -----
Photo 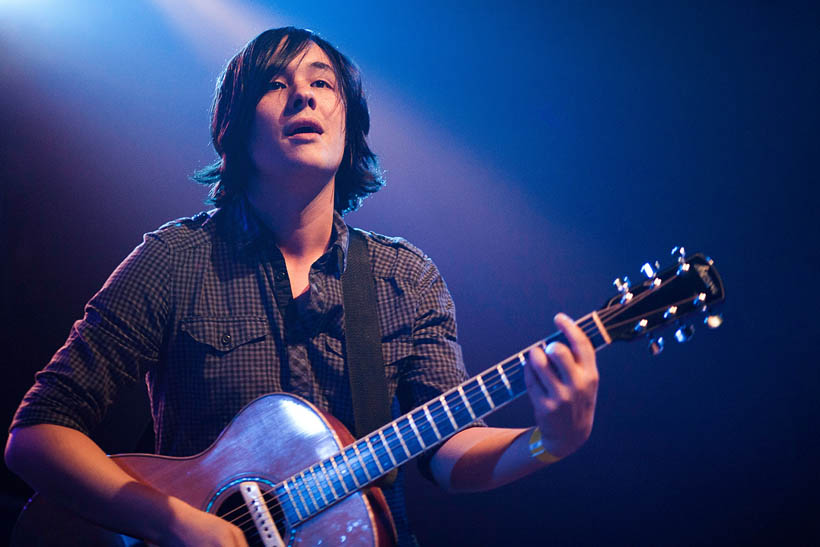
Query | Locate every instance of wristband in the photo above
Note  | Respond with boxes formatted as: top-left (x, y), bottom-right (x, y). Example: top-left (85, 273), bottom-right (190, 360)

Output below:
top-left (528, 428), bottom-right (561, 464)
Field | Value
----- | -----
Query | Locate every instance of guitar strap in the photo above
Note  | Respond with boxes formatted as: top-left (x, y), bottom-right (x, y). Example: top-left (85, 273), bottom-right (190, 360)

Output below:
top-left (342, 228), bottom-right (398, 487)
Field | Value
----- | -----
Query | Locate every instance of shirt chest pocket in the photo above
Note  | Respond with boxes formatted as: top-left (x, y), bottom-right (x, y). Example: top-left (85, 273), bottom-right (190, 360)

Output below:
top-left (180, 316), bottom-right (269, 352)
top-left (177, 316), bottom-right (271, 387)
top-left (165, 316), bottom-right (273, 424)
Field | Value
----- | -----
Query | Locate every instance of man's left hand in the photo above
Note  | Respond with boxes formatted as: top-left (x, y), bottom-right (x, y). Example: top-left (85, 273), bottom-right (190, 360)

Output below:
top-left (523, 312), bottom-right (599, 459)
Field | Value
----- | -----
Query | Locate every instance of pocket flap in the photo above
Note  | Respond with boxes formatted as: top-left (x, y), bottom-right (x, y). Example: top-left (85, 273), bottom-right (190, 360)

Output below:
top-left (180, 316), bottom-right (268, 352)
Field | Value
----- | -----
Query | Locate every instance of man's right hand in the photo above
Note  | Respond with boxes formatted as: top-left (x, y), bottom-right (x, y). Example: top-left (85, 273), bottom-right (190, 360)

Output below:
top-left (163, 500), bottom-right (248, 547)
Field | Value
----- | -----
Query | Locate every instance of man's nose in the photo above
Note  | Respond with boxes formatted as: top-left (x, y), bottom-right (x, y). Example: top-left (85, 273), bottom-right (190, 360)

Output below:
top-left (289, 85), bottom-right (316, 112)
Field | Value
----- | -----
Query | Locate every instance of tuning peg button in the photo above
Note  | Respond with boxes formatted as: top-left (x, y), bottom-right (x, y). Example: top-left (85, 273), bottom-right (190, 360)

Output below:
top-left (705, 314), bottom-right (724, 329)
top-left (674, 324), bottom-right (695, 343)
top-left (649, 337), bottom-right (664, 355)
top-left (613, 276), bottom-right (632, 292)
top-left (641, 261), bottom-right (660, 278)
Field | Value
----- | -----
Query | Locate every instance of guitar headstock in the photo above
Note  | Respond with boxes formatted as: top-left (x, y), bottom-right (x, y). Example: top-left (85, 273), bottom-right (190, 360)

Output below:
top-left (599, 247), bottom-right (725, 353)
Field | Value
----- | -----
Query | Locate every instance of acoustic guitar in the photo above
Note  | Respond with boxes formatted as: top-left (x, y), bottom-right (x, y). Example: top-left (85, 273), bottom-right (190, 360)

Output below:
top-left (12, 248), bottom-right (725, 546)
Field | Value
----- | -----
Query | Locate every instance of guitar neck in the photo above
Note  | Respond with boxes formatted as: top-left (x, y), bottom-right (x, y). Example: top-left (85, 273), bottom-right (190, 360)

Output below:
top-left (272, 312), bottom-right (611, 525)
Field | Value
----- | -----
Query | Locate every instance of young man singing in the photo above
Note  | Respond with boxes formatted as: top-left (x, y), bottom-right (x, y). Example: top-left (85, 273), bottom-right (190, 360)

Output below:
top-left (6, 27), bottom-right (599, 546)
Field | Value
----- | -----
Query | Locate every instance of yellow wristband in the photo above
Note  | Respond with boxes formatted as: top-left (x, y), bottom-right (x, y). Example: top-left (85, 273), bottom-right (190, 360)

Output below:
top-left (528, 428), bottom-right (561, 464)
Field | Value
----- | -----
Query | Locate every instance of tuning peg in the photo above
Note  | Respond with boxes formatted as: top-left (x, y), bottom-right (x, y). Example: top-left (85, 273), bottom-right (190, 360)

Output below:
top-left (672, 246), bottom-right (690, 274)
top-left (613, 276), bottom-right (631, 292)
top-left (705, 313), bottom-right (724, 329)
top-left (613, 276), bottom-right (634, 302)
top-left (674, 324), bottom-right (695, 343)
top-left (649, 337), bottom-right (664, 355)
top-left (633, 318), bottom-right (649, 333)
top-left (640, 261), bottom-right (660, 279)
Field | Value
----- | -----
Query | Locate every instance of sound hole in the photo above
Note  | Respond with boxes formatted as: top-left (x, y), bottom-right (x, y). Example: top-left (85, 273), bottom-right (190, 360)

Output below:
top-left (214, 484), bottom-right (288, 546)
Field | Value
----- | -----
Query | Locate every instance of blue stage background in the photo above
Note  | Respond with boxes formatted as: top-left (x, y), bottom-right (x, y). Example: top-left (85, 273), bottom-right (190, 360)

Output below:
top-left (1, 1), bottom-right (817, 544)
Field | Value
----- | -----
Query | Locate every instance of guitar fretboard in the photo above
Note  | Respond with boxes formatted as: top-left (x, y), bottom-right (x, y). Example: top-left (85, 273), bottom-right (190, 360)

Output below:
top-left (271, 314), bottom-right (609, 525)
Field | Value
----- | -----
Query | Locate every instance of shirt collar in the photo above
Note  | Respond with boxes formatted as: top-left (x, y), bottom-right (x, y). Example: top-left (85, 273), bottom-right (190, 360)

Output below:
top-left (228, 196), bottom-right (349, 276)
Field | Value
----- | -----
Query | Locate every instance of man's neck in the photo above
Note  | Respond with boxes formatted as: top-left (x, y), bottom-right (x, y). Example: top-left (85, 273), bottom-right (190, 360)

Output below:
top-left (245, 172), bottom-right (336, 264)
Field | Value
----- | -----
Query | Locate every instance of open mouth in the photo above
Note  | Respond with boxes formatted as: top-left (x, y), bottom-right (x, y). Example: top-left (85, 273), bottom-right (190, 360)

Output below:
top-left (285, 121), bottom-right (323, 137)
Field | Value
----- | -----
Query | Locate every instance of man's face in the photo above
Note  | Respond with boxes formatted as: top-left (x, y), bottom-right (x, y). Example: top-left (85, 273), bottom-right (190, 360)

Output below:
top-left (249, 41), bottom-right (346, 184)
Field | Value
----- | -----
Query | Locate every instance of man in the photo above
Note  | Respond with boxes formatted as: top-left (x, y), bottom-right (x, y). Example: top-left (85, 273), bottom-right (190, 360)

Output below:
top-left (5, 27), bottom-right (598, 546)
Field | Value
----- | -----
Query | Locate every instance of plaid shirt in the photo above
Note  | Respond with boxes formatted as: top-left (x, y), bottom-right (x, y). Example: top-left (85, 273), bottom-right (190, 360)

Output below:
top-left (12, 197), bottom-right (474, 544)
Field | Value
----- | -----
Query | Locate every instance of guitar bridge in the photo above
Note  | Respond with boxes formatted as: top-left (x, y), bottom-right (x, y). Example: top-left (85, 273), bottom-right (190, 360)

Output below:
top-left (239, 481), bottom-right (286, 547)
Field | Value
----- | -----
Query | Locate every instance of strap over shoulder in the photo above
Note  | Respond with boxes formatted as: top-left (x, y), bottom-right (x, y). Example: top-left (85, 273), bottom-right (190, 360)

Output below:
top-left (342, 228), bottom-right (397, 487)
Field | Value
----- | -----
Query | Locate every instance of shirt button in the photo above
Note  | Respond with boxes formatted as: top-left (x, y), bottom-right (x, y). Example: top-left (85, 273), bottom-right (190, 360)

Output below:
top-left (274, 270), bottom-right (287, 281)
top-left (221, 333), bottom-right (232, 346)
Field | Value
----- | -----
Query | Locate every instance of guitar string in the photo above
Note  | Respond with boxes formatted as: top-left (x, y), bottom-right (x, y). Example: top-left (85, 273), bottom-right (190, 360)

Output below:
top-left (222, 310), bottom-right (621, 529)
top-left (222, 281), bottom-right (684, 529)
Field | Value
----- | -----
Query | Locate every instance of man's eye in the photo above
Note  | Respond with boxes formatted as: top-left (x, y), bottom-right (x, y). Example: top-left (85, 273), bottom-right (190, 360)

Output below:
top-left (312, 80), bottom-right (333, 89)
top-left (270, 81), bottom-right (286, 90)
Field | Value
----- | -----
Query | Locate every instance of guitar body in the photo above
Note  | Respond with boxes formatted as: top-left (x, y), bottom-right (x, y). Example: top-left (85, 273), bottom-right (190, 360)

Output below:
top-left (12, 393), bottom-right (396, 546)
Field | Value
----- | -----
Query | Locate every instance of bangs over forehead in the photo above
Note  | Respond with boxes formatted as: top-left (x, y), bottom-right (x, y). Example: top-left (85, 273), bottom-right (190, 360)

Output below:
top-left (250, 30), bottom-right (347, 108)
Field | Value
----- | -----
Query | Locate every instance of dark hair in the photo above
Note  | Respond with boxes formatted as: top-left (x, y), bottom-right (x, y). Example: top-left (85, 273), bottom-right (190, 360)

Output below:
top-left (192, 27), bottom-right (384, 214)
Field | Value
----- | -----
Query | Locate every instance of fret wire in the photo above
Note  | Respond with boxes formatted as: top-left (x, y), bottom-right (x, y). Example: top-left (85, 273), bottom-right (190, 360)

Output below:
top-left (476, 375), bottom-right (495, 409)
top-left (307, 467), bottom-right (330, 506)
top-left (328, 456), bottom-right (351, 494)
top-left (378, 429), bottom-right (398, 466)
top-left (334, 454), bottom-right (357, 491)
top-left (406, 414), bottom-right (426, 449)
top-left (458, 386), bottom-right (476, 420)
top-left (365, 437), bottom-right (386, 474)
top-left (382, 427), bottom-right (407, 462)
top-left (351, 443), bottom-right (374, 482)
top-left (391, 422), bottom-right (411, 459)
top-left (401, 421), bottom-right (424, 455)
top-left (298, 471), bottom-right (320, 513)
top-left (341, 447), bottom-right (364, 487)
top-left (590, 310), bottom-right (612, 344)
top-left (278, 483), bottom-right (302, 522)
top-left (396, 419), bottom-right (422, 455)
top-left (286, 479), bottom-right (309, 520)
top-left (317, 461), bottom-right (340, 500)
top-left (324, 460), bottom-right (345, 498)
top-left (497, 363), bottom-right (513, 397)
top-left (443, 391), bottom-right (472, 428)
top-left (416, 408), bottom-right (441, 446)
top-left (306, 468), bottom-right (328, 508)
top-left (439, 395), bottom-right (458, 429)
top-left (271, 484), bottom-right (290, 521)
top-left (378, 439), bottom-right (396, 469)
top-left (482, 368), bottom-right (508, 406)
top-left (423, 406), bottom-right (442, 439)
